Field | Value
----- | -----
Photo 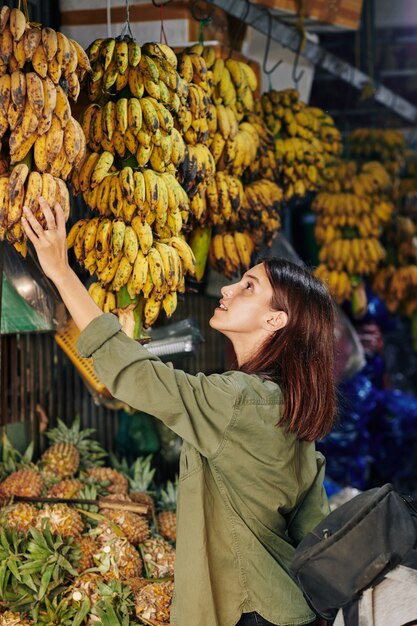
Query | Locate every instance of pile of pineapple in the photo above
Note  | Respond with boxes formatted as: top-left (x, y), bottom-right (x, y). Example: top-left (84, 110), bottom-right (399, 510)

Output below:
top-left (0, 419), bottom-right (177, 626)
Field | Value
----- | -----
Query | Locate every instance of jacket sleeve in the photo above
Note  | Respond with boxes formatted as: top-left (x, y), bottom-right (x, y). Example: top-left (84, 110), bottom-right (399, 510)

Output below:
top-left (77, 314), bottom-right (237, 457)
top-left (286, 452), bottom-right (330, 546)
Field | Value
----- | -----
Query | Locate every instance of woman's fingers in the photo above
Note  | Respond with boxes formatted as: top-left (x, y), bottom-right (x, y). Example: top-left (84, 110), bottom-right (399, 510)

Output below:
top-left (22, 206), bottom-right (44, 239)
top-left (53, 201), bottom-right (66, 232)
top-left (39, 196), bottom-right (56, 230)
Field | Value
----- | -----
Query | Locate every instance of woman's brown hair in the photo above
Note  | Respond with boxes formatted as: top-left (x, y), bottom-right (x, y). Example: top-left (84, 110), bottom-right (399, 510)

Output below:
top-left (239, 258), bottom-right (336, 442)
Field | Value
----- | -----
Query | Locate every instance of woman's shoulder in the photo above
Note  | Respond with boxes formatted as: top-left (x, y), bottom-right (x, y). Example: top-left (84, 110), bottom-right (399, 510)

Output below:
top-left (220, 370), bottom-right (283, 406)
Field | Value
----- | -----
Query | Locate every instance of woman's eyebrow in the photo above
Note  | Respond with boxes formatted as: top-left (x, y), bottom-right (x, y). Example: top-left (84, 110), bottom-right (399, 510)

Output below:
top-left (245, 274), bottom-right (260, 283)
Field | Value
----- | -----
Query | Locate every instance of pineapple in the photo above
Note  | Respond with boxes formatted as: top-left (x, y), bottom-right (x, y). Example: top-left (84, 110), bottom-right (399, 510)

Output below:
top-left (0, 468), bottom-right (44, 499)
top-left (95, 529), bottom-right (143, 581)
top-left (126, 455), bottom-right (157, 519)
top-left (100, 494), bottom-right (150, 545)
top-left (2, 503), bottom-right (38, 533)
top-left (141, 537), bottom-right (175, 578)
top-left (0, 611), bottom-right (33, 626)
top-left (77, 535), bottom-right (99, 572)
top-left (157, 479), bottom-right (177, 542)
top-left (47, 478), bottom-right (84, 498)
top-left (44, 416), bottom-right (107, 469)
top-left (86, 467), bottom-right (129, 495)
top-left (40, 442), bottom-right (80, 479)
top-left (134, 580), bottom-right (174, 624)
top-left (36, 503), bottom-right (84, 538)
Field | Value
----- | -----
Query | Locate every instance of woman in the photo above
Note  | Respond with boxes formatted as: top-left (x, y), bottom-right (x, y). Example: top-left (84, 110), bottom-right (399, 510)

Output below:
top-left (22, 198), bottom-right (336, 626)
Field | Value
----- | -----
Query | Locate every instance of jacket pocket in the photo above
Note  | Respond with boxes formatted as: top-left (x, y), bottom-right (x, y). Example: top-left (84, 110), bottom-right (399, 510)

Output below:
top-left (179, 442), bottom-right (203, 480)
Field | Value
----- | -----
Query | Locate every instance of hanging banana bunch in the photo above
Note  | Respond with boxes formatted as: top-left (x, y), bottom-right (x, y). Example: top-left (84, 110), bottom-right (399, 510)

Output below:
top-left (349, 128), bottom-right (406, 176)
top-left (313, 160), bottom-right (394, 309)
top-left (371, 155), bottom-right (417, 336)
top-left (255, 88), bottom-right (342, 201)
top-left (71, 35), bottom-right (200, 331)
top-left (0, 5), bottom-right (88, 256)
top-left (208, 230), bottom-right (255, 279)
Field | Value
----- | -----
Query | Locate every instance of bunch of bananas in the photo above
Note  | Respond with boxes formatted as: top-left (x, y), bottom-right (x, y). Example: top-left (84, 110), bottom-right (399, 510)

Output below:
top-left (72, 162), bottom-right (190, 238)
top-left (242, 113), bottom-right (277, 182)
top-left (176, 44), bottom-right (213, 146)
top-left (0, 163), bottom-right (70, 255)
top-left (314, 266), bottom-right (353, 304)
top-left (372, 266), bottom-right (417, 316)
top-left (68, 216), bottom-right (196, 326)
top-left (0, 7), bottom-right (87, 170)
top-left (349, 128), bottom-right (406, 175)
top-left (229, 179), bottom-right (282, 249)
top-left (0, 6), bottom-right (90, 99)
top-left (86, 38), bottom-right (188, 112)
top-left (205, 50), bottom-right (258, 118)
top-left (72, 37), bottom-right (203, 330)
top-left (178, 143), bottom-right (216, 202)
top-left (205, 172), bottom-right (244, 225)
top-left (313, 160), bottom-right (393, 304)
top-left (255, 88), bottom-right (342, 200)
top-left (319, 237), bottom-right (386, 275)
top-left (209, 230), bottom-right (255, 278)
top-left (80, 96), bottom-right (186, 172)
top-left (0, 6), bottom-right (87, 256)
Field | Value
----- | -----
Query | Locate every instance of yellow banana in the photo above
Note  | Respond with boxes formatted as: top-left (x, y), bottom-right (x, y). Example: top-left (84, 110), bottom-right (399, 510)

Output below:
top-left (131, 215), bottom-right (153, 254)
top-left (168, 236), bottom-right (196, 276)
top-left (95, 217), bottom-right (112, 256)
top-left (143, 293), bottom-right (162, 328)
top-left (119, 166), bottom-right (135, 203)
top-left (111, 217), bottom-right (126, 256)
top-left (88, 282), bottom-right (107, 310)
top-left (91, 150), bottom-right (114, 188)
top-left (112, 255), bottom-right (133, 291)
top-left (127, 249), bottom-right (148, 298)
top-left (115, 97), bottom-right (128, 133)
top-left (83, 217), bottom-right (100, 253)
top-left (123, 225), bottom-right (139, 264)
top-left (162, 291), bottom-right (178, 318)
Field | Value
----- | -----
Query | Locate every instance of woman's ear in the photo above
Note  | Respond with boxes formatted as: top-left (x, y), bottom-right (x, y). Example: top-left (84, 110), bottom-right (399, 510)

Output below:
top-left (266, 310), bottom-right (288, 332)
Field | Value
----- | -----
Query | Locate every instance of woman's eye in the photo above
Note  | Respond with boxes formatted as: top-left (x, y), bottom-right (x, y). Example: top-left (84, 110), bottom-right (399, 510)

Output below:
top-left (246, 282), bottom-right (252, 290)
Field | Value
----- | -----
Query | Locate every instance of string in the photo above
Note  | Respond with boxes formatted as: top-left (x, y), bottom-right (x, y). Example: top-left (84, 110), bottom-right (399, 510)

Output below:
top-left (120, 0), bottom-right (133, 39)
top-left (198, 17), bottom-right (211, 46)
top-left (160, 3), bottom-right (168, 44)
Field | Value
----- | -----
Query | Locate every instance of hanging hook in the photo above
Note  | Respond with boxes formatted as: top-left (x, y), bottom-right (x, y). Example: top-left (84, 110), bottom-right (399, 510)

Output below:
top-left (190, 0), bottom-right (214, 23)
top-left (292, 42), bottom-right (305, 88)
top-left (261, 9), bottom-right (282, 76)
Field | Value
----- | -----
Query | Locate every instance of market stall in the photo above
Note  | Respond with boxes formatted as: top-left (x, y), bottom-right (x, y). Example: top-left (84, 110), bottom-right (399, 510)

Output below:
top-left (0, 0), bottom-right (416, 624)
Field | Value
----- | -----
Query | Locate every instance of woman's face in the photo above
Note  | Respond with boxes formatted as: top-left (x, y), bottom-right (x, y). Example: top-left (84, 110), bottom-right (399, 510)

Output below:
top-left (209, 263), bottom-right (278, 338)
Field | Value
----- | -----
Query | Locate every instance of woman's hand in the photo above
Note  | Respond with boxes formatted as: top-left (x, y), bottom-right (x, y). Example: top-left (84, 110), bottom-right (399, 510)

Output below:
top-left (21, 196), bottom-right (103, 331)
top-left (21, 197), bottom-right (71, 287)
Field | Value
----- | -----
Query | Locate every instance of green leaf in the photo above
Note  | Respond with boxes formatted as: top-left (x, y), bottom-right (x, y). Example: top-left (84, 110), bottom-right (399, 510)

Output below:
top-left (6, 556), bottom-right (21, 580)
top-left (38, 567), bottom-right (54, 601)
top-left (72, 598), bottom-right (91, 626)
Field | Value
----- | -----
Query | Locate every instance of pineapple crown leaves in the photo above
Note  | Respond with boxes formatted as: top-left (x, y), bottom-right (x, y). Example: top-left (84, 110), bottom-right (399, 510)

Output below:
top-left (91, 580), bottom-right (135, 626)
top-left (32, 593), bottom-right (90, 626)
top-left (44, 417), bottom-right (108, 470)
top-left (128, 456), bottom-right (156, 494)
top-left (0, 433), bottom-right (36, 479)
top-left (157, 477), bottom-right (178, 512)
top-left (75, 484), bottom-right (100, 514)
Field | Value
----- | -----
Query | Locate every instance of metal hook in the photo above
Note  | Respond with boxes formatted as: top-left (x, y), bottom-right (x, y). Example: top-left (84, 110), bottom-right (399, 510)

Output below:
top-left (262, 9), bottom-right (282, 76)
top-left (190, 0), bottom-right (214, 22)
top-left (292, 40), bottom-right (305, 87)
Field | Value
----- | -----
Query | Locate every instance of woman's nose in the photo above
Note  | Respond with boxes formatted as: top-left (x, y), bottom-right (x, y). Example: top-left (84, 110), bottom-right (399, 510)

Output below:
top-left (221, 285), bottom-right (234, 298)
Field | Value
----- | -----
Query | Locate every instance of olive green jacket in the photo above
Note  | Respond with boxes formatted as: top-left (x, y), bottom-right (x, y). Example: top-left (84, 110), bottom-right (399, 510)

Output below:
top-left (78, 314), bottom-right (329, 626)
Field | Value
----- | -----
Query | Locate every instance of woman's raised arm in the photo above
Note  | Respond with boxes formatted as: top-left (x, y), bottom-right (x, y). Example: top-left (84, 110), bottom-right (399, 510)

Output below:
top-left (21, 197), bottom-right (102, 332)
